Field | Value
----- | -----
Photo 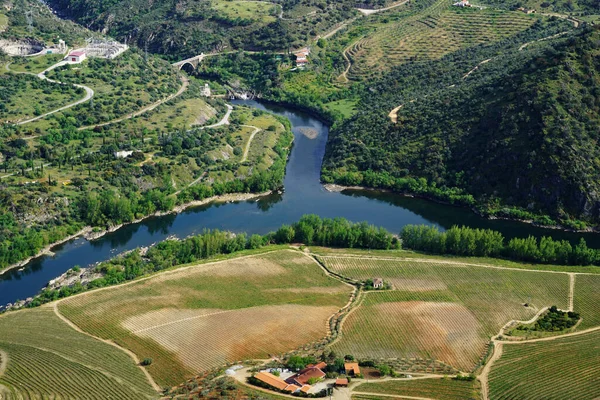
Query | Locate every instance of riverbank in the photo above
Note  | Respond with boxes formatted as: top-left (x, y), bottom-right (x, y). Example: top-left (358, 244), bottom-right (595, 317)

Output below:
top-left (323, 183), bottom-right (599, 234)
top-left (0, 190), bottom-right (272, 278)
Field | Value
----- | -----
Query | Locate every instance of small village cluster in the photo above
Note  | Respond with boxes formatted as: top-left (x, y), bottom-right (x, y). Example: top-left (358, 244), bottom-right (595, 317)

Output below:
top-left (253, 361), bottom-right (361, 394)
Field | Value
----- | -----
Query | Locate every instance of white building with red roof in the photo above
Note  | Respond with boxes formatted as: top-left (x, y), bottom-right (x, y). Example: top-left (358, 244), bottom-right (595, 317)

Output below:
top-left (67, 50), bottom-right (86, 63)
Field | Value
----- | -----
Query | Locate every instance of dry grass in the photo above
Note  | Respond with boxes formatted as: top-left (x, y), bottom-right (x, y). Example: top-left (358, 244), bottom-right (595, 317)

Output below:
top-left (123, 304), bottom-right (339, 372)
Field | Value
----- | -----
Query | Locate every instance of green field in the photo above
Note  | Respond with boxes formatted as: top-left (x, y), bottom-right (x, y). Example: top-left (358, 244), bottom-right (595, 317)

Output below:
top-left (354, 377), bottom-right (479, 400)
top-left (0, 13), bottom-right (8, 32)
top-left (0, 73), bottom-right (83, 122)
top-left (323, 256), bottom-right (570, 372)
top-left (211, 0), bottom-right (278, 23)
top-left (344, 0), bottom-right (536, 79)
top-left (7, 54), bottom-right (66, 74)
top-left (489, 330), bottom-right (600, 400)
top-left (58, 250), bottom-right (351, 386)
top-left (0, 307), bottom-right (157, 399)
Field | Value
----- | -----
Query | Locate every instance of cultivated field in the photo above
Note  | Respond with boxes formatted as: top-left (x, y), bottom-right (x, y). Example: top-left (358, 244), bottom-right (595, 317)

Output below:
top-left (323, 256), bottom-right (570, 371)
top-left (573, 274), bottom-right (600, 329)
top-left (489, 330), bottom-right (600, 400)
top-left (345, 0), bottom-right (536, 79)
top-left (0, 307), bottom-right (156, 399)
top-left (58, 250), bottom-right (351, 386)
top-left (354, 377), bottom-right (479, 400)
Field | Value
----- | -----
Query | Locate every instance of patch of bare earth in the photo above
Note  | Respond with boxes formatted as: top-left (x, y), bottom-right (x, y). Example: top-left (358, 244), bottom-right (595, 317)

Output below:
top-left (374, 302), bottom-right (482, 371)
top-left (265, 287), bottom-right (349, 295)
top-left (122, 304), bottom-right (338, 372)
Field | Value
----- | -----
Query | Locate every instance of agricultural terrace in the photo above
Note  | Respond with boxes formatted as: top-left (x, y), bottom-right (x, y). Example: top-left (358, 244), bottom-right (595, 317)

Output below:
top-left (322, 256), bottom-right (574, 372)
top-left (58, 250), bottom-right (352, 387)
top-left (354, 377), bottom-right (479, 400)
top-left (489, 329), bottom-right (600, 400)
top-left (0, 306), bottom-right (157, 399)
top-left (343, 0), bottom-right (537, 80)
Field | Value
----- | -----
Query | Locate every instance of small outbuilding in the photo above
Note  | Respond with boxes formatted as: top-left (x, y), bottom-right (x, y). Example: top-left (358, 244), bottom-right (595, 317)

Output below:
top-left (373, 278), bottom-right (384, 289)
top-left (345, 362), bottom-right (360, 376)
top-left (67, 50), bottom-right (86, 63)
top-left (335, 378), bottom-right (349, 387)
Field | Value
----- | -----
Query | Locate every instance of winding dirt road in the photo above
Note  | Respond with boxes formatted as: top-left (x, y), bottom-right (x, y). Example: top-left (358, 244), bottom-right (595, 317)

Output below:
top-left (15, 58), bottom-right (95, 125)
top-left (77, 74), bottom-right (189, 131)
top-left (240, 125), bottom-right (261, 162)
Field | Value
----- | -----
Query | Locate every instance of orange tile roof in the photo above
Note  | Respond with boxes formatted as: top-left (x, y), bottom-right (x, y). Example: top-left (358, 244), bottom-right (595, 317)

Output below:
top-left (294, 367), bottom-right (325, 384)
top-left (336, 378), bottom-right (349, 386)
top-left (300, 385), bottom-right (312, 393)
top-left (285, 384), bottom-right (301, 392)
top-left (345, 362), bottom-right (360, 375)
top-left (254, 372), bottom-right (289, 391)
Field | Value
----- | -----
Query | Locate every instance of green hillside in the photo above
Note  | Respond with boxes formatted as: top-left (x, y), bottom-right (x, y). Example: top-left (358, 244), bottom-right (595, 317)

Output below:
top-left (324, 25), bottom-right (600, 228)
top-left (44, 0), bottom-right (361, 57)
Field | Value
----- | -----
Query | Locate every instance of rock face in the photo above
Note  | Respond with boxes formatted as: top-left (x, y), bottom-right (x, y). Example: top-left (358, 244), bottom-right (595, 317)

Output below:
top-left (0, 39), bottom-right (44, 56)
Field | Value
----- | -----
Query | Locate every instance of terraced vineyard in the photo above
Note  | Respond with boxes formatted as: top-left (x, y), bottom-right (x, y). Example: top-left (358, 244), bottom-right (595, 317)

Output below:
top-left (323, 256), bottom-right (570, 371)
top-left (345, 1), bottom-right (536, 79)
top-left (58, 250), bottom-right (351, 387)
top-left (489, 330), bottom-right (600, 400)
top-left (0, 307), bottom-right (156, 399)
top-left (354, 377), bottom-right (479, 400)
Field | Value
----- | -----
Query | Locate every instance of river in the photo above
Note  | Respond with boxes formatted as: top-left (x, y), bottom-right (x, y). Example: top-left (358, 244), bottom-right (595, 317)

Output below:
top-left (2, 100), bottom-right (599, 305)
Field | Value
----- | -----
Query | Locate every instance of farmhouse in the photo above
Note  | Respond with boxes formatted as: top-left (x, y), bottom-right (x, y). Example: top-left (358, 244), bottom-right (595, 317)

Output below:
top-left (294, 47), bottom-right (311, 68)
top-left (253, 371), bottom-right (302, 393)
top-left (345, 362), bottom-right (360, 376)
top-left (67, 50), bottom-right (86, 63)
top-left (285, 362), bottom-right (326, 387)
top-left (373, 278), bottom-right (384, 289)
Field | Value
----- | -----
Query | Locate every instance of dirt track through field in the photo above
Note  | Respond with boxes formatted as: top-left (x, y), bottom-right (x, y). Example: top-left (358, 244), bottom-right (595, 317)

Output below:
top-left (51, 302), bottom-right (162, 393)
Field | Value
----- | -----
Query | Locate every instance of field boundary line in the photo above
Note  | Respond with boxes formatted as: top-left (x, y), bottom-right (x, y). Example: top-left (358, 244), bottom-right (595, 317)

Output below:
top-left (0, 337), bottom-right (155, 397)
top-left (478, 341), bottom-right (502, 400)
top-left (500, 325), bottom-right (600, 345)
top-left (353, 392), bottom-right (434, 400)
top-left (50, 303), bottom-right (162, 393)
top-left (568, 273), bottom-right (575, 312)
top-left (314, 254), bottom-right (600, 276)
top-left (0, 349), bottom-right (7, 377)
top-left (302, 252), bottom-right (361, 340)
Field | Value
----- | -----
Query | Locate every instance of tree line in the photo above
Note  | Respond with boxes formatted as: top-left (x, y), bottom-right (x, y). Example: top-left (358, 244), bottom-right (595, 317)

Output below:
top-left (28, 215), bottom-right (398, 307)
top-left (401, 225), bottom-right (599, 266)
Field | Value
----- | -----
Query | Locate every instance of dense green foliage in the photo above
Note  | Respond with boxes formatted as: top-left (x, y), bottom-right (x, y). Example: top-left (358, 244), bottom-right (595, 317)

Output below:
top-left (323, 24), bottom-right (600, 226)
top-left (401, 224), bottom-right (599, 265)
top-left (517, 305), bottom-right (580, 332)
top-left (45, 0), bottom-right (359, 57)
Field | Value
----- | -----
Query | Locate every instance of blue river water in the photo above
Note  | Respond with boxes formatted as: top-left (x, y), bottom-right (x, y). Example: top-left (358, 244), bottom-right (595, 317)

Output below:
top-left (1, 100), bottom-right (598, 305)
